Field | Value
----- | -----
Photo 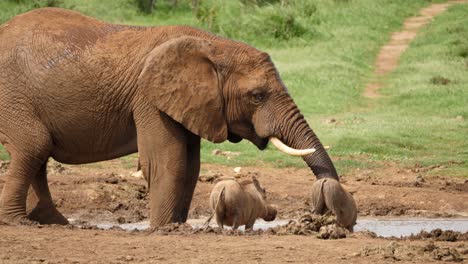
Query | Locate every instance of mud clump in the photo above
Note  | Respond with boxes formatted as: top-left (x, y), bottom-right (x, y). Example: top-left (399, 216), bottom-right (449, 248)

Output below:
top-left (48, 161), bottom-right (67, 175)
top-left (151, 223), bottom-right (195, 235)
top-left (0, 160), bottom-right (10, 175)
top-left (357, 241), bottom-right (466, 262)
top-left (211, 149), bottom-right (241, 160)
top-left (198, 172), bottom-right (223, 183)
top-left (268, 214), bottom-right (349, 239)
top-left (150, 223), bottom-right (263, 236)
top-left (361, 204), bottom-right (410, 216)
top-left (408, 228), bottom-right (468, 242)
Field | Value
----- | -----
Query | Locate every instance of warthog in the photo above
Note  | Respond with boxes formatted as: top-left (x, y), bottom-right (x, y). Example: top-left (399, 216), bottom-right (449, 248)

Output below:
top-left (206, 177), bottom-right (277, 230)
top-left (311, 178), bottom-right (357, 231)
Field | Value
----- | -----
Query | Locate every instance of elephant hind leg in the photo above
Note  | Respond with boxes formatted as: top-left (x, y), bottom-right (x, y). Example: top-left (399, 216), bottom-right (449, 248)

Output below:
top-left (0, 155), bottom-right (48, 225)
top-left (26, 161), bottom-right (68, 225)
top-left (0, 121), bottom-right (53, 225)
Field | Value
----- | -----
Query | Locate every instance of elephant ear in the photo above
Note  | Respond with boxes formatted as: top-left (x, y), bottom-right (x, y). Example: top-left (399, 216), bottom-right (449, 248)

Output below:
top-left (138, 36), bottom-right (227, 143)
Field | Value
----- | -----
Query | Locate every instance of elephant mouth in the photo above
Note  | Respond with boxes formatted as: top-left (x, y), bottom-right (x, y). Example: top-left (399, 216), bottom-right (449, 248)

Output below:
top-left (253, 136), bottom-right (269, 150)
top-left (227, 131), bottom-right (243, 143)
top-left (227, 126), bottom-right (268, 150)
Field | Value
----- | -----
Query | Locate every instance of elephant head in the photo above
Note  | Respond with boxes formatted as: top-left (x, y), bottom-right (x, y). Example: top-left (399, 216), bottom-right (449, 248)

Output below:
top-left (138, 35), bottom-right (355, 227)
top-left (139, 35), bottom-right (334, 178)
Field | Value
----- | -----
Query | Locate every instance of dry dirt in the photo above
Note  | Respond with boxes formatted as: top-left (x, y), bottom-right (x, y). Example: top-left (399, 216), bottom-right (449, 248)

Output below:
top-left (0, 158), bottom-right (467, 263)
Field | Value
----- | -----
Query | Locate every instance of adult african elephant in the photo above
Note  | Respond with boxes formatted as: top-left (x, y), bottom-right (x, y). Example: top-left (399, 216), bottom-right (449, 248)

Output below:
top-left (0, 8), bottom-right (356, 228)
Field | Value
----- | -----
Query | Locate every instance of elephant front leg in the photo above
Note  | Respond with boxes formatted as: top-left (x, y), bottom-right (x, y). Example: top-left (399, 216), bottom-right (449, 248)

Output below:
top-left (135, 110), bottom-right (194, 228)
top-left (179, 133), bottom-right (200, 222)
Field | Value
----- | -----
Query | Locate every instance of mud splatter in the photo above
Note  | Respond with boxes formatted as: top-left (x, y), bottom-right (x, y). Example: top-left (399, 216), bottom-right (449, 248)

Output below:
top-left (407, 229), bottom-right (468, 242)
top-left (357, 241), bottom-right (466, 262)
top-left (267, 214), bottom-right (349, 239)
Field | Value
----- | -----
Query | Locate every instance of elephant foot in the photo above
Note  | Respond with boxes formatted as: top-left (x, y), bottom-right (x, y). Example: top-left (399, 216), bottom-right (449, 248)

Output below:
top-left (0, 211), bottom-right (38, 226)
top-left (27, 203), bottom-right (69, 225)
top-left (310, 178), bottom-right (358, 232)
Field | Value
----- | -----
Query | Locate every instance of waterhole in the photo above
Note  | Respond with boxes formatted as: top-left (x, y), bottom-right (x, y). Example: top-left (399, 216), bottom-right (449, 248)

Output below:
top-left (77, 218), bottom-right (468, 237)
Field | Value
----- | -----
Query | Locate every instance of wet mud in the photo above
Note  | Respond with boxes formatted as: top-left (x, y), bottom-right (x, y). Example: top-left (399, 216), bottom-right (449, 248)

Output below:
top-left (357, 241), bottom-right (467, 262)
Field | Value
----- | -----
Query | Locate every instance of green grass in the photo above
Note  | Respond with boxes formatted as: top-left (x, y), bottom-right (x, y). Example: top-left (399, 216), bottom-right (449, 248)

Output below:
top-left (379, 3), bottom-right (468, 176)
top-left (312, 2), bottom-right (468, 177)
top-left (1, 0), bottom-right (465, 177)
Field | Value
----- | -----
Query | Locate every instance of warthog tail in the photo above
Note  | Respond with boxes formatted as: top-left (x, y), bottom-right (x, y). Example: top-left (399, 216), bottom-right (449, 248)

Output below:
top-left (203, 186), bottom-right (226, 229)
top-left (214, 186), bottom-right (226, 229)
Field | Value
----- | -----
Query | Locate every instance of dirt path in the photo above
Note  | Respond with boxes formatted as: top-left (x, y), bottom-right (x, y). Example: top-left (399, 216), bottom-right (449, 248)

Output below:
top-left (363, 0), bottom-right (468, 98)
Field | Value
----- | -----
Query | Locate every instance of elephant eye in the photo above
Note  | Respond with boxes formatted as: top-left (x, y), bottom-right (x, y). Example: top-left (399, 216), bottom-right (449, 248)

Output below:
top-left (251, 91), bottom-right (265, 103)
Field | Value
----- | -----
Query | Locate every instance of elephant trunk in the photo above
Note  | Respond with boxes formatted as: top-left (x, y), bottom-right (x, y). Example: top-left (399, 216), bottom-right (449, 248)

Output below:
top-left (273, 99), bottom-right (339, 181)
top-left (267, 95), bottom-right (358, 230)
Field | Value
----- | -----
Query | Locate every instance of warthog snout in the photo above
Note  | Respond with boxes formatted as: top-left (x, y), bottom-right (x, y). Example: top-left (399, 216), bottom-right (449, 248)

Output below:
top-left (263, 205), bottom-right (277, 221)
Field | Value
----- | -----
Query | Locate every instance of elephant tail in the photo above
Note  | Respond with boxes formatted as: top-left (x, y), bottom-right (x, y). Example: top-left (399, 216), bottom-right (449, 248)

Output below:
top-left (310, 178), bottom-right (327, 215)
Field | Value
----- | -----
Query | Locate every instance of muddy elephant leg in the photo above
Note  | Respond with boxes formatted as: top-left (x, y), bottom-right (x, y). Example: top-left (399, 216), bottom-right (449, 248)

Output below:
top-left (0, 153), bottom-right (51, 224)
top-left (26, 161), bottom-right (68, 225)
top-left (179, 132), bottom-right (200, 222)
top-left (0, 161), bottom-right (34, 224)
top-left (135, 109), bottom-right (192, 228)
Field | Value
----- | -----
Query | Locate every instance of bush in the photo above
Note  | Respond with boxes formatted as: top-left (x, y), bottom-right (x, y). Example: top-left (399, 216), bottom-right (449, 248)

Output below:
top-left (239, 0), bottom-right (281, 6)
top-left (253, 7), bottom-right (308, 40)
top-left (137, 0), bottom-right (156, 14)
top-left (193, 0), bottom-right (220, 32)
top-left (192, 0), bottom-right (317, 46)
top-left (10, 0), bottom-right (62, 8)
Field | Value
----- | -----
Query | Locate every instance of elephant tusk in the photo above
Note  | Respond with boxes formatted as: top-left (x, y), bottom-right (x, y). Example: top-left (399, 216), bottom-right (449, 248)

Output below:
top-left (269, 137), bottom-right (316, 156)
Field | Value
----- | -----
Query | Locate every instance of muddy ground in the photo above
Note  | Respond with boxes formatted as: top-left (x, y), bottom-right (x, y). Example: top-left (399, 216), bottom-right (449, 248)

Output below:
top-left (1, 1), bottom-right (467, 263)
top-left (0, 158), bottom-right (467, 263)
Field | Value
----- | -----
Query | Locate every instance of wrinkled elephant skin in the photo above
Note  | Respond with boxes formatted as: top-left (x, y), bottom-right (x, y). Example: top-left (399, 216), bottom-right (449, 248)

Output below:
top-left (0, 8), bottom-right (353, 227)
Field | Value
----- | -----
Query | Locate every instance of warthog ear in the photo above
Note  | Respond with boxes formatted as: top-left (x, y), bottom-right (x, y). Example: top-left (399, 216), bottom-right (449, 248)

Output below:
top-left (251, 177), bottom-right (266, 196)
top-left (138, 36), bottom-right (228, 143)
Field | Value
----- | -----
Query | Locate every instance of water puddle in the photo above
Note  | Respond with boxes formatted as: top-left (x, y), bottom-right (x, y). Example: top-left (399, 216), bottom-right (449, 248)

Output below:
top-left (354, 218), bottom-right (468, 237)
top-left (76, 218), bottom-right (468, 238)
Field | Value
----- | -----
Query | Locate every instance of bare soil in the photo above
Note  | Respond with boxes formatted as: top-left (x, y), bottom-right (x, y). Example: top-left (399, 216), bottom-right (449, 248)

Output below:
top-left (0, 159), bottom-right (467, 263)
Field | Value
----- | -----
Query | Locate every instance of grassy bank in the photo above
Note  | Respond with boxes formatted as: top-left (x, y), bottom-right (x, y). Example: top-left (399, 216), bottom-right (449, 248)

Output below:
top-left (2, 0), bottom-right (464, 178)
top-left (300, 2), bottom-right (468, 177)
top-left (377, 3), bottom-right (468, 177)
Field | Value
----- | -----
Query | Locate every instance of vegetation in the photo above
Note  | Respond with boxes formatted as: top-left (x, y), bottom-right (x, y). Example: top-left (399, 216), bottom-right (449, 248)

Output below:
top-left (1, 0), bottom-right (465, 177)
top-left (376, 3), bottom-right (468, 177)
